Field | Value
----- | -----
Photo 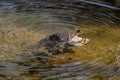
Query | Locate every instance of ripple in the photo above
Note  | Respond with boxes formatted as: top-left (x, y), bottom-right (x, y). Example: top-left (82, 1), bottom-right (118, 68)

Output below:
top-left (0, 0), bottom-right (120, 80)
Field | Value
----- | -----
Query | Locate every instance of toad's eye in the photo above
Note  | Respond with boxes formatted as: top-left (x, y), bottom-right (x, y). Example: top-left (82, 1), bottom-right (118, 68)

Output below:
top-left (84, 39), bottom-right (86, 42)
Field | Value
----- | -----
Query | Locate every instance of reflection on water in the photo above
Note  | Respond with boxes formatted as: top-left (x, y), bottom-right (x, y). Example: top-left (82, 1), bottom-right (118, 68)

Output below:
top-left (0, 0), bottom-right (120, 80)
top-left (0, 60), bottom-right (120, 80)
top-left (0, 0), bottom-right (120, 28)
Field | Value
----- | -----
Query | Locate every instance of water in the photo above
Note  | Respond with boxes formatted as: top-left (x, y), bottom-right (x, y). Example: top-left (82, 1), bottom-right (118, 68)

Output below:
top-left (0, 0), bottom-right (120, 28)
top-left (0, 0), bottom-right (120, 80)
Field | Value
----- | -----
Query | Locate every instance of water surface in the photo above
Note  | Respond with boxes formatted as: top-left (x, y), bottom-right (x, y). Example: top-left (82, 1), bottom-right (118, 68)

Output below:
top-left (0, 0), bottom-right (120, 80)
